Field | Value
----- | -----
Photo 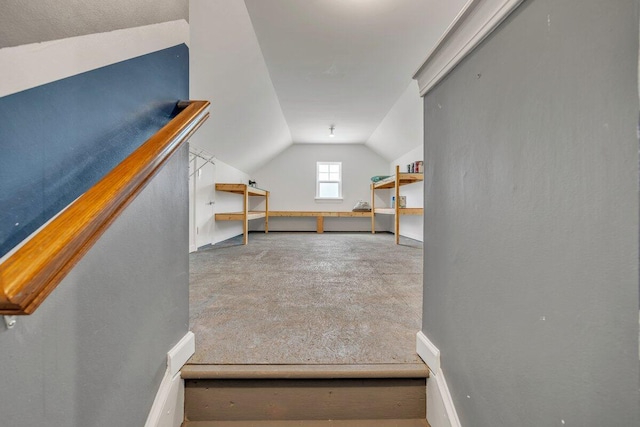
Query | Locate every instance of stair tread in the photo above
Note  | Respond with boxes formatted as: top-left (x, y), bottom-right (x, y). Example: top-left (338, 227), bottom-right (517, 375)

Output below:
top-left (182, 363), bottom-right (429, 380)
top-left (183, 419), bottom-right (429, 427)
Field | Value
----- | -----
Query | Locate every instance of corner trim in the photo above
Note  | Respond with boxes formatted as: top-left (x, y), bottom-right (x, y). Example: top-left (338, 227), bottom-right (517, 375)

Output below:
top-left (144, 331), bottom-right (195, 427)
top-left (416, 331), bottom-right (440, 372)
top-left (416, 331), bottom-right (461, 427)
top-left (0, 19), bottom-right (189, 98)
top-left (413, 0), bottom-right (524, 96)
top-left (168, 331), bottom-right (195, 377)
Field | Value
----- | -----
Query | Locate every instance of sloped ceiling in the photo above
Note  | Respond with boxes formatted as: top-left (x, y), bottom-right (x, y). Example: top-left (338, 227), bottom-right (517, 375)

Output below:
top-left (0, 0), bottom-right (187, 48)
top-left (189, 0), bottom-right (292, 173)
top-left (243, 0), bottom-right (468, 154)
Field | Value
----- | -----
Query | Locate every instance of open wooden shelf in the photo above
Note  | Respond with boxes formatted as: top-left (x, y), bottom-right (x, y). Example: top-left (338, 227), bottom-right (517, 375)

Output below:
top-left (215, 211), bottom-right (267, 221)
top-left (215, 183), bottom-right (268, 197)
top-left (215, 183), bottom-right (269, 244)
top-left (372, 173), bottom-right (424, 190)
top-left (373, 208), bottom-right (423, 216)
top-left (371, 165), bottom-right (424, 244)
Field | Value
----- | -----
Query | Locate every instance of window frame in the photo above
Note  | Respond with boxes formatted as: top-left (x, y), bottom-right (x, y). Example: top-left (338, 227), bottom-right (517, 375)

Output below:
top-left (315, 161), bottom-right (343, 200)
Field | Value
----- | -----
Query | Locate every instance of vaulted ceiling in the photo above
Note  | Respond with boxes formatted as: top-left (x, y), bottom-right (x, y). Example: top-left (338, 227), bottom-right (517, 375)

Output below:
top-left (243, 0), bottom-right (465, 146)
top-left (190, 0), bottom-right (468, 172)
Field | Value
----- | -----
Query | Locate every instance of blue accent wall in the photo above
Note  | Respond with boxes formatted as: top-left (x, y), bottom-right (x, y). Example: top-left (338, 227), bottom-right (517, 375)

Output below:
top-left (0, 44), bottom-right (189, 257)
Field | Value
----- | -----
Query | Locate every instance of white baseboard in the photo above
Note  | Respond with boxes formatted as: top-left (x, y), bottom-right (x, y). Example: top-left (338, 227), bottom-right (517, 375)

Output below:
top-left (416, 331), bottom-right (461, 427)
top-left (416, 331), bottom-right (440, 372)
top-left (399, 231), bottom-right (424, 243)
top-left (145, 331), bottom-right (195, 427)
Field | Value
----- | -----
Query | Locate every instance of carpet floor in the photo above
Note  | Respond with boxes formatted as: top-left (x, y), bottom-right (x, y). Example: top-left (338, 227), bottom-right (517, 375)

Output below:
top-left (188, 232), bottom-right (423, 365)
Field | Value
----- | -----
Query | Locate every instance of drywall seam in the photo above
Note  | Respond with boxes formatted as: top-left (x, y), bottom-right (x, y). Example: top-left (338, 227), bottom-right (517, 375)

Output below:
top-left (0, 19), bottom-right (189, 98)
top-left (145, 331), bottom-right (195, 427)
top-left (413, 0), bottom-right (524, 96)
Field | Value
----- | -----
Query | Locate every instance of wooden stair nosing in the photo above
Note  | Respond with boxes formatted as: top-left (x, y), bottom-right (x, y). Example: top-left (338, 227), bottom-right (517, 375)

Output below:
top-left (183, 420), bottom-right (429, 426)
top-left (181, 363), bottom-right (430, 380)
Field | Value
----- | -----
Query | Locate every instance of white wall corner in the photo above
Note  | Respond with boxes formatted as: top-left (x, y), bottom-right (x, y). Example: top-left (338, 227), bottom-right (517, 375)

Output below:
top-left (145, 331), bottom-right (195, 427)
top-left (416, 331), bottom-right (461, 427)
top-left (413, 0), bottom-right (525, 96)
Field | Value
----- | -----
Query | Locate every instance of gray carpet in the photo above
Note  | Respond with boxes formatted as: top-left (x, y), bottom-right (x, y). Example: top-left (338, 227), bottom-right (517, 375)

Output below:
top-left (188, 232), bottom-right (423, 365)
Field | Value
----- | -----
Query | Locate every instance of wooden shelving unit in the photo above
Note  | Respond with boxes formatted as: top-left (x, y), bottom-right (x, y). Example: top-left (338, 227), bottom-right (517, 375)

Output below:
top-left (214, 183), bottom-right (269, 245)
top-left (371, 165), bottom-right (424, 244)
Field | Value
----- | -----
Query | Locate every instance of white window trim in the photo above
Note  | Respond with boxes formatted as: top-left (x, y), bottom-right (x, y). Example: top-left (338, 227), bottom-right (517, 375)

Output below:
top-left (315, 161), bottom-right (343, 200)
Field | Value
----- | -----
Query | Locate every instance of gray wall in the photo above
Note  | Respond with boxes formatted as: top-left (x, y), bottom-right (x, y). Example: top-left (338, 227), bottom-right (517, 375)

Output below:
top-left (0, 145), bottom-right (190, 426)
top-left (421, 0), bottom-right (639, 425)
top-left (0, 0), bottom-right (188, 48)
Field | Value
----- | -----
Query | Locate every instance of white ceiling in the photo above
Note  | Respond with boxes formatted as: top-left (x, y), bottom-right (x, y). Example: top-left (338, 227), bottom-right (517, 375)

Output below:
top-left (243, 0), bottom-right (467, 146)
top-left (190, 0), bottom-right (468, 172)
top-left (0, 0), bottom-right (187, 48)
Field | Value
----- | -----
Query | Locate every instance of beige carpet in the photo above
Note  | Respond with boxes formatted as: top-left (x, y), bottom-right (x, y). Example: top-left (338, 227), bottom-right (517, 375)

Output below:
top-left (188, 232), bottom-right (423, 365)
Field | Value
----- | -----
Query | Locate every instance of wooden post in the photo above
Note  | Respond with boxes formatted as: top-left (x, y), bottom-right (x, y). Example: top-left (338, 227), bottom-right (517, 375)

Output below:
top-left (264, 191), bottom-right (269, 234)
top-left (316, 216), bottom-right (324, 233)
top-left (395, 165), bottom-right (400, 244)
top-left (371, 183), bottom-right (375, 234)
top-left (243, 186), bottom-right (249, 245)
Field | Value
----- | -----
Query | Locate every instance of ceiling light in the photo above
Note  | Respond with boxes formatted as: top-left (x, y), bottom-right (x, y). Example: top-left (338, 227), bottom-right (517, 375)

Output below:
top-left (329, 126), bottom-right (335, 138)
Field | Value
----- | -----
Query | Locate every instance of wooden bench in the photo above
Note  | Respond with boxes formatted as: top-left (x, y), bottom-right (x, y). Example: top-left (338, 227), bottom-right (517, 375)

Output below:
top-left (268, 211), bottom-right (371, 233)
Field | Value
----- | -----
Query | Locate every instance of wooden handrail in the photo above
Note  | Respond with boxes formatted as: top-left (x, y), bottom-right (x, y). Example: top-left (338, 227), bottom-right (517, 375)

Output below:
top-left (0, 100), bottom-right (210, 315)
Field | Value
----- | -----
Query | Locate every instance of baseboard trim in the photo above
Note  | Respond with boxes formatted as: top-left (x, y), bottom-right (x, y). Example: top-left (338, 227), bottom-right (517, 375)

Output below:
top-left (416, 331), bottom-right (461, 427)
top-left (413, 0), bottom-right (524, 96)
top-left (416, 331), bottom-right (440, 372)
top-left (145, 331), bottom-right (195, 427)
top-left (427, 368), bottom-right (462, 427)
top-left (168, 331), bottom-right (196, 377)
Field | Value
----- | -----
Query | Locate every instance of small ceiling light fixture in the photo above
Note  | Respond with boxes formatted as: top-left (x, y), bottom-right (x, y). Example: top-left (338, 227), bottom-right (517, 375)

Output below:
top-left (329, 126), bottom-right (335, 138)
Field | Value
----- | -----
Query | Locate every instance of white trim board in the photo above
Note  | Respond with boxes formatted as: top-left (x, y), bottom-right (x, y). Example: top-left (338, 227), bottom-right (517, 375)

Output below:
top-left (416, 331), bottom-right (440, 372)
top-left (0, 19), bottom-right (189, 98)
top-left (416, 331), bottom-right (462, 427)
top-left (413, 0), bottom-right (524, 96)
top-left (145, 331), bottom-right (195, 427)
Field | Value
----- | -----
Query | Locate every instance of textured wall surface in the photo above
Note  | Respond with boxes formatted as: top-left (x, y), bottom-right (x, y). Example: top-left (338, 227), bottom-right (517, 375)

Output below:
top-left (0, 0), bottom-right (187, 48)
top-left (0, 144), bottom-right (190, 426)
top-left (0, 44), bottom-right (188, 258)
top-left (421, 0), bottom-right (639, 425)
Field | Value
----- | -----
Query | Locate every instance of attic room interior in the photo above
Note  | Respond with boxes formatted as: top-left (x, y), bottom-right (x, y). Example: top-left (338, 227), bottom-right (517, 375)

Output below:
top-left (0, 1), bottom-right (639, 427)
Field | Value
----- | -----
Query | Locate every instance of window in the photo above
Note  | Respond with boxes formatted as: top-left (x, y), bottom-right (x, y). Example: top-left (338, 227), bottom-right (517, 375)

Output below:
top-left (316, 161), bottom-right (342, 199)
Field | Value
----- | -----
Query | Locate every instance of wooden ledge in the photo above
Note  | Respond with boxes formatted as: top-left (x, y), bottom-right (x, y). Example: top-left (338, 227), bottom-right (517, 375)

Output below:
top-left (181, 363), bottom-right (429, 380)
top-left (269, 211), bottom-right (372, 217)
top-left (374, 208), bottom-right (424, 215)
top-left (215, 212), bottom-right (266, 221)
top-left (215, 183), bottom-right (268, 196)
top-left (0, 100), bottom-right (210, 315)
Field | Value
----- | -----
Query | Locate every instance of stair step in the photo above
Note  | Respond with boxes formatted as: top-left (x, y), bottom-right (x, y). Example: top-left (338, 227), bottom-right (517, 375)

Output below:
top-left (182, 364), bottom-right (430, 380)
top-left (184, 378), bottom-right (426, 422)
top-left (183, 364), bottom-right (429, 425)
top-left (183, 419), bottom-right (429, 426)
